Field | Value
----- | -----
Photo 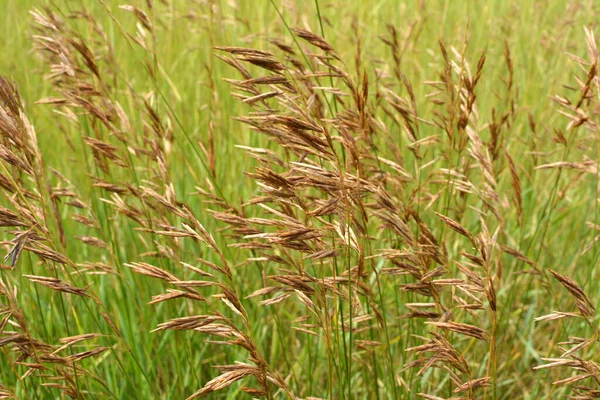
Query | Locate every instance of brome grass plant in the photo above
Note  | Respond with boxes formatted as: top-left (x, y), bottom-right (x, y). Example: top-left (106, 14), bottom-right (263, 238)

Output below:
top-left (1, 0), bottom-right (600, 399)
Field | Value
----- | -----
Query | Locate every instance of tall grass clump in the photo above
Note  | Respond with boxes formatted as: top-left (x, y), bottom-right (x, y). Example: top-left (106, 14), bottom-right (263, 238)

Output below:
top-left (1, 0), bottom-right (600, 399)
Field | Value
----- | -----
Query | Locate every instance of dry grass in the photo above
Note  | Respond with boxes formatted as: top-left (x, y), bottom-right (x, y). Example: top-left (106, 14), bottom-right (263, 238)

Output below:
top-left (1, 1), bottom-right (600, 399)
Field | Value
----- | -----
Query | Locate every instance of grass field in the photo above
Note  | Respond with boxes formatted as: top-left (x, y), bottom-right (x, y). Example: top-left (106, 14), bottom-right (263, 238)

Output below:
top-left (1, 0), bottom-right (600, 399)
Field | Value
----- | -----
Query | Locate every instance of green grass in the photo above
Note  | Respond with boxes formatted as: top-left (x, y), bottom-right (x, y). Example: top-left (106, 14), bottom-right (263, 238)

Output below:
top-left (0, 0), bottom-right (599, 399)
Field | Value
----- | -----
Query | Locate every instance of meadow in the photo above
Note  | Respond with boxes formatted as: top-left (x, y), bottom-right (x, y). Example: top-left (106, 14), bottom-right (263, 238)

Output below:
top-left (1, 0), bottom-right (600, 398)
